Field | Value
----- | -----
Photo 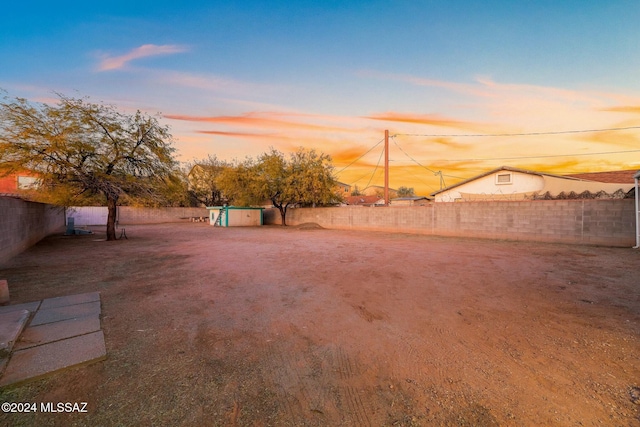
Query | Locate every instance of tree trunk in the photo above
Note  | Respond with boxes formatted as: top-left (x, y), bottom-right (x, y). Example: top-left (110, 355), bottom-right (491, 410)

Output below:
top-left (278, 205), bottom-right (287, 226)
top-left (106, 196), bottom-right (118, 241)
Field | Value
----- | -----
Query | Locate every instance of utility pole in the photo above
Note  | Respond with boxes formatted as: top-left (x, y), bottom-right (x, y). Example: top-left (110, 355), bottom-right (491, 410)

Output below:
top-left (384, 129), bottom-right (389, 206)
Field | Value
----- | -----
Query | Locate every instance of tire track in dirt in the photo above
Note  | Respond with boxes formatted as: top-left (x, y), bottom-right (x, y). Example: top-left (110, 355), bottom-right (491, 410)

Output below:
top-left (263, 339), bottom-right (313, 423)
top-left (261, 335), bottom-right (381, 425)
top-left (380, 316), bottom-right (518, 422)
top-left (341, 385), bottom-right (372, 426)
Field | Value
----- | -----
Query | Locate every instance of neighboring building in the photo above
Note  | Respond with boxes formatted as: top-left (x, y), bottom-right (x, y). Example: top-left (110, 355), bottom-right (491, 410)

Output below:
top-left (390, 196), bottom-right (431, 206)
top-left (343, 195), bottom-right (385, 207)
top-left (431, 166), bottom-right (635, 202)
top-left (0, 171), bottom-right (40, 194)
top-left (564, 169), bottom-right (638, 184)
top-left (334, 182), bottom-right (352, 196)
top-left (361, 185), bottom-right (398, 198)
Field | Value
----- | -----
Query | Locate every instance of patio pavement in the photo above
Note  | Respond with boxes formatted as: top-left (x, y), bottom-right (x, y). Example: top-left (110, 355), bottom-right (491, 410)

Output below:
top-left (0, 291), bottom-right (106, 387)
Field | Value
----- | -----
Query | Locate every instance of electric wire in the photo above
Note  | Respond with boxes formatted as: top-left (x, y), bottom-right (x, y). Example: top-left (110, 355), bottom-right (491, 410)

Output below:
top-left (363, 143), bottom-right (386, 190)
top-left (433, 148), bottom-right (640, 162)
top-left (348, 170), bottom-right (377, 186)
top-left (336, 125), bottom-right (639, 193)
top-left (335, 137), bottom-right (385, 174)
top-left (393, 125), bottom-right (640, 138)
top-left (391, 136), bottom-right (438, 174)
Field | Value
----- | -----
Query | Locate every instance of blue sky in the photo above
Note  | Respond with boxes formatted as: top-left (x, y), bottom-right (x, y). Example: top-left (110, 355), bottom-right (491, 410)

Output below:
top-left (2, 1), bottom-right (639, 194)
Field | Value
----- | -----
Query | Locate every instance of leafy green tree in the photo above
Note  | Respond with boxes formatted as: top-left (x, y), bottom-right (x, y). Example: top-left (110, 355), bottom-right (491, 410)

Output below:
top-left (397, 186), bottom-right (415, 197)
top-left (216, 157), bottom-right (260, 206)
top-left (217, 148), bottom-right (340, 225)
top-left (0, 92), bottom-right (177, 240)
top-left (289, 148), bottom-right (340, 208)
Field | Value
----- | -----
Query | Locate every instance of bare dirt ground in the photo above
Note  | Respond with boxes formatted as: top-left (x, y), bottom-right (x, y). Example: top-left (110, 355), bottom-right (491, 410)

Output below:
top-left (0, 223), bottom-right (639, 426)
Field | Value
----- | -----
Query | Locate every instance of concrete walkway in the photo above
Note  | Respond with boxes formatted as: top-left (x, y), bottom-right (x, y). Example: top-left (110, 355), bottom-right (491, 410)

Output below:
top-left (0, 292), bottom-right (106, 387)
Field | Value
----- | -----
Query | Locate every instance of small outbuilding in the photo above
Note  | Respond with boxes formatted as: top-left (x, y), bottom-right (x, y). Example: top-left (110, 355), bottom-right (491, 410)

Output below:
top-left (390, 196), bottom-right (431, 206)
top-left (207, 206), bottom-right (264, 227)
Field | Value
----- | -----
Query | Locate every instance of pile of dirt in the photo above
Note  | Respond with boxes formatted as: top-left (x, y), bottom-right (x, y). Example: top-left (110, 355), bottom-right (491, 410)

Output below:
top-left (292, 222), bottom-right (324, 230)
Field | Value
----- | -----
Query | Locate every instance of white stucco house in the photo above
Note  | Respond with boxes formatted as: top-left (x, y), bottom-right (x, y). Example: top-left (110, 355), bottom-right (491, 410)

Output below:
top-left (431, 166), bottom-right (634, 202)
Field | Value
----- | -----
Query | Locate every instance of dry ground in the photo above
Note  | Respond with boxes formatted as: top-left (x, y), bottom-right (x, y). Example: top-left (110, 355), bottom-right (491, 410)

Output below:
top-left (0, 223), bottom-right (639, 426)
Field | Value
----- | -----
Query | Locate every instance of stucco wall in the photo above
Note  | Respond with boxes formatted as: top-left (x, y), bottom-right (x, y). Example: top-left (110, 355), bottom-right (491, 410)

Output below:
top-left (117, 207), bottom-right (209, 224)
top-left (266, 199), bottom-right (636, 247)
top-left (224, 209), bottom-right (263, 226)
top-left (0, 196), bottom-right (65, 266)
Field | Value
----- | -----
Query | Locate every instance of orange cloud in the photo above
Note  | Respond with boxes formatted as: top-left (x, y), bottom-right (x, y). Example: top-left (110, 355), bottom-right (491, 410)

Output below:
top-left (165, 112), bottom-right (354, 133)
top-left (602, 106), bottom-right (640, 114)
top-left (331, 146), bottom-right (379, 166)
top-left (366, 112), bottom-right (492, 133)
top-left (573, 129), bottom-right (640, 148)
top-left (196, 130), bottom-right (276, 138)
top-left (97, 44), bottom-right (188, 71)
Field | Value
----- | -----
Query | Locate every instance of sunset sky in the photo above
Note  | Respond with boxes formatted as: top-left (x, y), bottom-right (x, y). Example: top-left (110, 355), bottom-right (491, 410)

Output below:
top-left (2, 1), bottom-right (640, 195)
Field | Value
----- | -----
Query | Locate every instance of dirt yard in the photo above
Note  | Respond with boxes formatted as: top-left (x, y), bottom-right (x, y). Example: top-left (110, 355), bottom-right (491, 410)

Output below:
top-left (0, 223), bottom-right (639, 426)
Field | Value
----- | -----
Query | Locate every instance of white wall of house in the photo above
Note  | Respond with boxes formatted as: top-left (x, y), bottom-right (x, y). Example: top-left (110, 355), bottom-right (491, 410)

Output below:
top-left (435, 169), bottom-right (634, 202)
top-left (435, 171), bottom-right (544, 202)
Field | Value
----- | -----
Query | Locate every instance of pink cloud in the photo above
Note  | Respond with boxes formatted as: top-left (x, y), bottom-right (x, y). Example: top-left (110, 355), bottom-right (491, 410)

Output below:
top-left (97, 44), bottom-right (189, 71)
top-left (165, 112), bottom-right (356, 133)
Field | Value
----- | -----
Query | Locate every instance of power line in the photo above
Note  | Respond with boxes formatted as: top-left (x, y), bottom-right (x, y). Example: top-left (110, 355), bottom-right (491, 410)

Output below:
top-left (394, 166), bottom-right (440, 193)
top-left (391, 136), bottom-right (438, 174)
top-left (393, 125), bottom-right (640, 138)
top-left (391, 136), bottom-right (448, 190)
top-left (433, 148), bottom-right (640, 162)
top-left (347, 170), bottom-right (377, 186)
top-left (335, 137), bottom-right (385, 174)
top-left (364, 143), bottom-right (386, 190)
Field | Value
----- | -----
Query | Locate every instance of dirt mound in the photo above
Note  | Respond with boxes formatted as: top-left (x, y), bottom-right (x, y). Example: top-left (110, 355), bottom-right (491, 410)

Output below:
top-left (293, 222), bottom-right (324, 230)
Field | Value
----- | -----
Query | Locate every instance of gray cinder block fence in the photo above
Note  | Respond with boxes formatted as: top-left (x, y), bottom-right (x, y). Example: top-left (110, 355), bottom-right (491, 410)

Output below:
top-left (270, 199), bottom-right (636, 247)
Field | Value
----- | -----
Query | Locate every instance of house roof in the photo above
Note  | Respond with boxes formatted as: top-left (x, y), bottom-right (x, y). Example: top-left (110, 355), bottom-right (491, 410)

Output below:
top-left (362, 185), bottom-right (398, 191)
top-left (344, 195), bottom-right (384, 205)
top-left (430, 166), bottom-right (580, 196)
top-left (564, 170), bottom-right (639, 184)
top-left (391, 196), bottom-right (432, 201)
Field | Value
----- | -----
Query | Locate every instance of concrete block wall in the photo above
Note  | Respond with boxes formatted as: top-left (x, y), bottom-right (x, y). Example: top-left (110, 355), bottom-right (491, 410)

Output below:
top-left (117, 207), bottom-right (209, 224)
top-left (268, 199), bottom-right (636, 247)
top-left (0, 197), bottom-right (65, 266)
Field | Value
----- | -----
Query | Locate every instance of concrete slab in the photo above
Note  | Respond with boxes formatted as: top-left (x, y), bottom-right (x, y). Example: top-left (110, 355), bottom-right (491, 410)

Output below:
top-left (30, 300), bottom-right (101, 326)
top-left (0, 331), bottom-right (107, 387)
top-left (0, 310), bottom-right (30, 355)
top-left (0, 301), bottom-right (40, 315)
top-left (14, 316), bottom-right (102, 351)
top-left (39, 292), bottom-right (100, 310)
